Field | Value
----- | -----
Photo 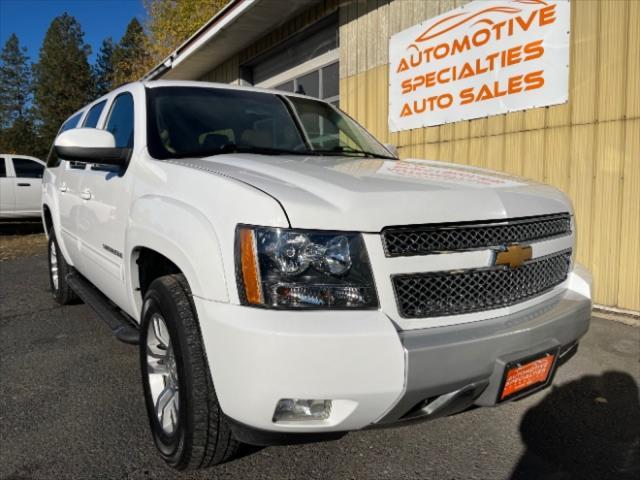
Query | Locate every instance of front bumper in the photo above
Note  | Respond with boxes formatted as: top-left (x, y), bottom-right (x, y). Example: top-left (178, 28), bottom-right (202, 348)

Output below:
top-left (194, 267), bottom-right (591, 445)
top-left (376, 288), bottom-right (590, 426)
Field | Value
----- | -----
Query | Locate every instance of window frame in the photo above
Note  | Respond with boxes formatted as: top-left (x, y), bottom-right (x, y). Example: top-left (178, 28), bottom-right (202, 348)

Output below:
top-left (145, 86), bottom-right (310, 160)
top-left (256, 50), bottom-right (339, 105)
top-left (89, 91), bottom-right (135, 173)
top-left (144, 86), bottom-right (394, 161)
top-left (12, 157), bottom-right (45, 179)
top-left (82, 100), bottom-right (108, 128)
top-left (47, 111), bottom-right (85, 168)
top-left (282, 95), bottom-right (393, 158)
top-left (58, 112), bottom-right (84, 135)
top-left (104, 91), bottom-right (135, 149)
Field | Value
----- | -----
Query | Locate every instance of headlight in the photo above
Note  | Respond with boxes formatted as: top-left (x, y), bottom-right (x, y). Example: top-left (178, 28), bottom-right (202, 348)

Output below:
top-left (236, 226), bottom-right (378, 309)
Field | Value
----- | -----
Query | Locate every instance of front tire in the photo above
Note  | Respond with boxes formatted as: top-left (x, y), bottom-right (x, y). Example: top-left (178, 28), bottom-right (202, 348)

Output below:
top-left (139, 274), bottom-right (239, 470)
top-left (48, 233), bottom-right (78, 305)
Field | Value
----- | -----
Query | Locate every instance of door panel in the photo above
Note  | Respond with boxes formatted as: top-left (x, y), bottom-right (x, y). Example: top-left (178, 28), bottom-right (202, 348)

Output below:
top-left (13, 179), bottom-right (42, 214)
top-left (52, 111), bottom-right (85, 265)
top-left (12, 158), bottom-right (45, 215)
top-left (0, 158), bottom-right (15, 217)
top-left (76, 92), bottom-right (134, 308)
top-left (76, 166), bottom-right (129, 306)
top-left (56, 163), bottom-right (86, 268)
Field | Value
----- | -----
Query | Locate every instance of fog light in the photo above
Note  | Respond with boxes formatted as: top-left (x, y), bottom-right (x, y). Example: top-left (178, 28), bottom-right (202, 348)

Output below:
top-left (273, 399), bottom-right (332, 422)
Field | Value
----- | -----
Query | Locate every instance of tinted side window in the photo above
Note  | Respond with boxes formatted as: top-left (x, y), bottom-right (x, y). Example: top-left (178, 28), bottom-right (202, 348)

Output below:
top-left (46, 147), bottom-right (59, 168)
top-left (48, 112), bottom-right (84, 168)
top-left (13, 158), bottom-right (44, 178)
top-left (83, 100), bottom-right (107, 128)
top-left (0, 158), bottom-right (6, 177)
top-left (59, 112), bottom-right (83, 133)
top-left (105, 93), bottom-right (134, 148)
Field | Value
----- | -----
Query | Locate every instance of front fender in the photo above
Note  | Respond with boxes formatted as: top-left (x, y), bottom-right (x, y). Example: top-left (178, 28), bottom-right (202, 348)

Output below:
top-left (42, 169), bottom-right (75, 266)
top-left (126, 195), bottom-right (228, 318)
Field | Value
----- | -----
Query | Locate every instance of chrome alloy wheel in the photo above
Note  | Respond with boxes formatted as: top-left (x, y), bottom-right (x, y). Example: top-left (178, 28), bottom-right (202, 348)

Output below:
top-left (50, 242), bottom-right (59, 291)
top-left (146, 313), bottom-right (180, 436)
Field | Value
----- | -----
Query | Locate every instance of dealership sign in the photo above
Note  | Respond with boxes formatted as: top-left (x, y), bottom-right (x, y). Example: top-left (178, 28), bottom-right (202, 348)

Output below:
top-left (388, 0), bottom-right (570, 132)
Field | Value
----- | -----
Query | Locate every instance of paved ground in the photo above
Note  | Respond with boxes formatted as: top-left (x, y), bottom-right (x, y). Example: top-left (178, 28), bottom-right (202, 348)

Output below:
top-left (1, 254), bottom-right (639, 480)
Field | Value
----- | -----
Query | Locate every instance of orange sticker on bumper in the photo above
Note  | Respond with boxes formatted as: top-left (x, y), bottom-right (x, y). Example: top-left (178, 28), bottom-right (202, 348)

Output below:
top-left (501, 354), bottom-right (554, 400)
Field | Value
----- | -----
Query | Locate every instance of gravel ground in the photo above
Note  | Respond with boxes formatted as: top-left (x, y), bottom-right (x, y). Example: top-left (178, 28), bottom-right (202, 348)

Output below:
top-left (1, 255), bottom-right (639, 480)
top-left (0, 220), bottom-right (47, 261)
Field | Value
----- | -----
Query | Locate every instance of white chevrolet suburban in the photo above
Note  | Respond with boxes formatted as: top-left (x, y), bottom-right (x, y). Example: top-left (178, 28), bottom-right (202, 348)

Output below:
top-left (42, 81), bottom-right (592, 470)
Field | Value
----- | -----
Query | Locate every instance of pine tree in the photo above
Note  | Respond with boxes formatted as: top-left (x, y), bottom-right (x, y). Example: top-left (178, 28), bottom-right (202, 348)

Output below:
top-left (0, 116), bottom-right (38, 155)
top-left (0, 33), bottom-right (38, 155)
top-left (112, 18), bottom-right (151, 86)
top-left (33, 13), bottom-right (94, 151)
top-left (94, 37), bottom-right (114, 97)
top-left (0, 33), bottom-right (32, 129)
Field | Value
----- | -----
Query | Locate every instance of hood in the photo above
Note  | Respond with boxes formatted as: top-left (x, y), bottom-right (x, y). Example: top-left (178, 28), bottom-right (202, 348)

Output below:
top-left (171, 154), bottom-right (572, 231)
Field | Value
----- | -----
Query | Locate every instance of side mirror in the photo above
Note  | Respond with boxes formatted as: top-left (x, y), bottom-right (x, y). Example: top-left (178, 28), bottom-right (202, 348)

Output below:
top-left (54, 128), bottom-right (130, 167)
top-left (384, 143), bottom-right (399, 158)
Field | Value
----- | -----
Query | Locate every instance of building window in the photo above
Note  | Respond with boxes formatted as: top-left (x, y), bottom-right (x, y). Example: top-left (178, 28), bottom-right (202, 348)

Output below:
top-left (246, 13), bottom-right (339, 105)
top-left (274, 61), bottom-right (339, 106)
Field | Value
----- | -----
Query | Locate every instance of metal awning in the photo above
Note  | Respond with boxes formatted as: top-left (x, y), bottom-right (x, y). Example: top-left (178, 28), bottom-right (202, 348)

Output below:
top-left (143, 0), bottom-right (321, 81)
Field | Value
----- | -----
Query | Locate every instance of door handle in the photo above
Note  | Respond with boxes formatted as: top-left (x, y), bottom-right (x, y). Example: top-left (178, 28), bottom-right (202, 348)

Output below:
top-left (59, 182), bottom-right (68, 193)
top-left (80, 188), bottom-right (92, 200)
top-left (17, 182), bottom-right (31, 187)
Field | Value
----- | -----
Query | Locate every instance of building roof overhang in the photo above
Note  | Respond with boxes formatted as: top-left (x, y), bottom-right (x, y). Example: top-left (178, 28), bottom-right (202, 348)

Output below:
top-left (143, 0), bottom-right (322, 81)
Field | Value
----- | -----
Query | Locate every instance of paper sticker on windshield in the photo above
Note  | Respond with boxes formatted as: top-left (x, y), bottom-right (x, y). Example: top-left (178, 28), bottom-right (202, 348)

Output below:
top-left (377, 160), bottom-right (527, 188)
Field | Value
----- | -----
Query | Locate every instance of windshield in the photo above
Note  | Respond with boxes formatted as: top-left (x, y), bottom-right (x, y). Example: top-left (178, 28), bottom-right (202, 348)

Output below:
top-left (146, 86), bottom-right (395, 160)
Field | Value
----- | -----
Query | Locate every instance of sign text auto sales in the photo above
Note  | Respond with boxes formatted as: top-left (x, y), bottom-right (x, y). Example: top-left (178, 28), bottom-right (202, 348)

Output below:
top-left (388, 0), bottom-right (570, 132)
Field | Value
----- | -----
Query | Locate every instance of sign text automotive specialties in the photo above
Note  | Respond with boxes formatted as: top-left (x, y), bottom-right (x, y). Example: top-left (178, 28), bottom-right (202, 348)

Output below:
top-left (388, 0), bottom-right (569, 132)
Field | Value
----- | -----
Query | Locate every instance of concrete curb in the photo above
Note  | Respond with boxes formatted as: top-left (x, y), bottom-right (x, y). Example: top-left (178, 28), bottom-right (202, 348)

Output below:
top-left (592, 309), bottom-right (640, 327)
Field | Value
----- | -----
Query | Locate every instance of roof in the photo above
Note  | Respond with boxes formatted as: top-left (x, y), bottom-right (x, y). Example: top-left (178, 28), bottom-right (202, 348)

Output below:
top-left (61, 80), bottom-right (318, 127)
top-left (142, 79), bottom-right (312, 99)
top-left (143, 0), bottom-right (322, 81)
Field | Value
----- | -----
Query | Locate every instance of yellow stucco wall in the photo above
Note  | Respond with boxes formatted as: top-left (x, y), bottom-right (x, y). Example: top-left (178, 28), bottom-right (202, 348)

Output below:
top-left (339, 0), bottom-right (640, 311)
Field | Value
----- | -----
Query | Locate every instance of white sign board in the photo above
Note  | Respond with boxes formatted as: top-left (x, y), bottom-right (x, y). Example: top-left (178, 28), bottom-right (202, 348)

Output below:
top-left (388, 0), bottom-right (570, 132)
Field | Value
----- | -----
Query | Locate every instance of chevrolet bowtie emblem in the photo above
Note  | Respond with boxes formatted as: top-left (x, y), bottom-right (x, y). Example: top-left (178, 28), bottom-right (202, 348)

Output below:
top-left (494, 244), bottom-right (532, 269)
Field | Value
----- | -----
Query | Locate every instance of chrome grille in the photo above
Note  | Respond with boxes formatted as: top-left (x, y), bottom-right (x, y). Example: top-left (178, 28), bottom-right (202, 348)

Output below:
top-left (392, 250), bottom-right (572, 318)
top-left (382, 213), bottom-right (571, 257)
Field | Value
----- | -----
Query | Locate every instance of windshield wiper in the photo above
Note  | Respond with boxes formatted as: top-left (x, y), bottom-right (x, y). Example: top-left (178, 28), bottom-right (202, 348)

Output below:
top-left (240, 145), bottom-right (319, 156)
top-left (175, 143), bottom-right (318, 159)
top-left (312, 145), bottom-right (397, 160)
top-left (173, 143), bottom-right (396, 160)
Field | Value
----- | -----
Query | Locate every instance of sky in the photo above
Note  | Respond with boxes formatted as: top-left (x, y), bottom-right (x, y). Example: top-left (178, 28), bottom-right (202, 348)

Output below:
top-left (0, 0), bottom-right (147, 64)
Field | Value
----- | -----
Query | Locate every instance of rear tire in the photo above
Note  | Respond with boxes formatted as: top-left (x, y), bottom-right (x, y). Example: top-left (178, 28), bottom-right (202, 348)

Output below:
top-left (139, 274), bottom-right (240, 470)
top-left (48, 233), bottom-right (78, 305)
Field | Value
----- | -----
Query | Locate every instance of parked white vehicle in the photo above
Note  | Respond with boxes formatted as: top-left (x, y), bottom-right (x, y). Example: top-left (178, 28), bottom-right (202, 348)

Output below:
top-left (0, 155), bottom-right (46, 218)
top-left (42, 81), bottom-right (591, 470)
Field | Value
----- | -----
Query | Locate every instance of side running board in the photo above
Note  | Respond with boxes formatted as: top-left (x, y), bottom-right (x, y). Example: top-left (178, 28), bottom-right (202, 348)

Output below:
top-left (66, 272), bottom-right (140, 345)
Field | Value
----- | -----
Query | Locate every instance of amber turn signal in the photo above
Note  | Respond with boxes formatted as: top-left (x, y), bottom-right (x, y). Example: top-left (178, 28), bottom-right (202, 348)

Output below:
top-left (239, 228), bottom-right (263, 304)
